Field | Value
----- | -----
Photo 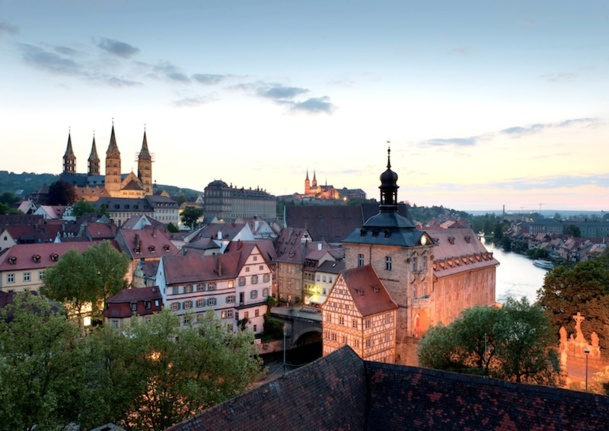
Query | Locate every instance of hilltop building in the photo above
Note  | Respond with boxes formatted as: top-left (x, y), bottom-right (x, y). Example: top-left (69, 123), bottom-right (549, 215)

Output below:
top-left (60, 124), bottom-right (154, 200)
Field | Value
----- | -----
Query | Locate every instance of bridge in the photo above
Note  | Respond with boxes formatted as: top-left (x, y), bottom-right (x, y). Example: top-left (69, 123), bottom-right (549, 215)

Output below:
top-left (270, 306), bottom-right (322, 349)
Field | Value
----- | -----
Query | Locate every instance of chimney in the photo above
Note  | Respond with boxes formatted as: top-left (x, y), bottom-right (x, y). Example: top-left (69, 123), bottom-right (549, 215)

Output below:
top-left (218, 231), bottom-right (222, 240)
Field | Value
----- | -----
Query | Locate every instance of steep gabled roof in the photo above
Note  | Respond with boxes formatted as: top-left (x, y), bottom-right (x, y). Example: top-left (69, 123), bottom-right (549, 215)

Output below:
top-left (162, 248), bottom-right (247, 285)
top-left (285, 205), bottom-right (363, 243)
top-left (340, 265), bottom-right (397, 317)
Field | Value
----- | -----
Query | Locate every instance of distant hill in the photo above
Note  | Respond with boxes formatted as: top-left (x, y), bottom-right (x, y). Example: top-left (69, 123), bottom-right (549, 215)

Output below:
top-left (0, 171), bottom-right (203, 200)
top-left (0, 171), bottom-right (59, 197)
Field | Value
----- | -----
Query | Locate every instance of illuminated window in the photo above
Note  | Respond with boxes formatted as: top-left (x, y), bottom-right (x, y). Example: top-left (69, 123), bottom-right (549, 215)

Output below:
top-left (228, 280), bottom-right (235, 288)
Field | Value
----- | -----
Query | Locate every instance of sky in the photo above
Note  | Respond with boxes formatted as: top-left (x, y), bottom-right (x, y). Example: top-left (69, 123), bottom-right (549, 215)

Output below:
top-left (1, 1), bottom-right (608, 212)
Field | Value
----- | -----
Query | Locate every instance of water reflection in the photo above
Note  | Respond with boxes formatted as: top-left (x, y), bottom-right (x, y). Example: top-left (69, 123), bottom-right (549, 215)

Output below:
top-left (486, 243), bottom-right (549, 304)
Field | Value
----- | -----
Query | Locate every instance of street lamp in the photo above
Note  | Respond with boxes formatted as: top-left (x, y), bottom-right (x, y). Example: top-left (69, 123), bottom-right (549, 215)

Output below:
top-left (584, 348), bottom-right (590, 392)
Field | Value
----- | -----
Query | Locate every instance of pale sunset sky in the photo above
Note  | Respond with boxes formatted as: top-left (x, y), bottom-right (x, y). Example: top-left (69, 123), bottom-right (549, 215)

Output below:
top-left (1, 1), bottom-right (607, 212)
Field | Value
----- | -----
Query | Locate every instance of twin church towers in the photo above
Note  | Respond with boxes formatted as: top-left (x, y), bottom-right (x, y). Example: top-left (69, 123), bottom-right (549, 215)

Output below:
top-left (61, 123), bottom-right (153, 199)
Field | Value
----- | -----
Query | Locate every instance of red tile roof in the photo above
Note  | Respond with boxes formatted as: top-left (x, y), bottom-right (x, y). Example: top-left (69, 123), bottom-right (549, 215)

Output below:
top-left (341, 265), bottom-right (397, 316)
top-left (0, 242), bottom-right (104, 271)
top-left (117, 226), bottom-right (179, 259)
top-left (103, 286), bottom-right (163, 318)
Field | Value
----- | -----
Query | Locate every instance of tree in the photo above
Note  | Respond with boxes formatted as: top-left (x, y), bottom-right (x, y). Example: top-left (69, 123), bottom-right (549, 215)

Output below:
top-left (536, 251), bottom-right (609, 357)
top-left (0, 292), bottom-right (86, 430)
top-left (0, 202), bottom-right (21, 215)
top-left (564, 224), bottom-right (582, 237)
top-left (167, 222), bottom-right (179, 232)
top-left (181, 206), bottom-right (204, 229)
top-left (82, 310), bottom-right (264, 430)
top-left (418, 299), bottom-right (561, 385)
top-left (41, 241), bottom-right (130, 327)
top-left (46, 179), bottom-right (77, 205)
top-left (72, 198), bottom-right (98, 218)
top-left (0, 191), bottom-right (19, 206)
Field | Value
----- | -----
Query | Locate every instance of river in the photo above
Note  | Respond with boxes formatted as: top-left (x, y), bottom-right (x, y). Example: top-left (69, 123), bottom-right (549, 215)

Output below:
top-left (485, 242), bottom-right (549, 304)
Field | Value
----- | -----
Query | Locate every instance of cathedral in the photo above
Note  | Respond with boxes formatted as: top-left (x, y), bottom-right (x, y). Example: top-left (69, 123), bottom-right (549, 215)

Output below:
top-left (60, 124), bottom-right (153, 201)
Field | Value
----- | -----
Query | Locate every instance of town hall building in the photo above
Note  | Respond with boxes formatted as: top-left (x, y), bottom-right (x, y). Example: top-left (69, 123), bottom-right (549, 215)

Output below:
top-left (324, 148), bottom-right (498, 365)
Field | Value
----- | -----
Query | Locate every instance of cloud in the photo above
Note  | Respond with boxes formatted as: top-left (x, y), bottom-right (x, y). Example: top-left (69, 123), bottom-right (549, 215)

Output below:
top-left (97, 38), bottom-right (140, 58)
top-left (0, 22), bottom-right (19, 35)
top-left (152, 62), bottom-right (190, 83)
top-left (257, 85), bottom-right (309, 100)
top-left (173, 94), bottom-right (218, 107)
top-left (422, 135), bottom-right (485, 147)
top-left (490, 174), bottom-right (609, 191)
top-left (448, 47), bottom-right (468, 56)
top-left (501, 118), bottom-right (600, 138)
top-left (539, 72), bottom-right (576, 83)
top-left (291, 97), bottom-right (335, 114)
top-left (192, 73), bottom-right (229, 85)
top-left (19, 43), bottom-right (83, 75)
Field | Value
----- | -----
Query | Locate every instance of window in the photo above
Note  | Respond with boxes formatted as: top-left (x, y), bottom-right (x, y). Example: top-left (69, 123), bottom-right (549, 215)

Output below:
top-left (183, 300), bottom-right (192, 310)
top-left (197, 284), bottom-right (205, 292)
top-left (221, 310), bottom-right (234, 319)
top-left (322, 275), bottom-right (326, 282)
top-left (385, 256), bottom-right (392, 271)
top-left (355, 339), bottom-right (360, 348)
top-left (251, 275), bottom-right (258, 284)
top-left (352, 319), bottom-right (358, 329)
top-left (255, 309), bottom-right (260, 317)
top-left (412, 257), bottom-right (418, 272)
top-left (329, 276), bottom-right (333, 283)
top-left (253, 256), bottom-right (258, 261)
top-left (358, 254), bottom-right (364, 267)
top-left (145, 301), bottom-right (151, 310)
top-left (7, 274), bottom-right (14, 283)
top-left (385, 314), bottom-right (392, 324)
top-left (172, 286), bottom-right (179, 295)
top-left (130, 303), bottom-right (137, 312)
top-left (326, 313), bottom-right (332, 323)
top-left (245, 267), bottom-right (250, 272)
top-left (154, 299), bottom-right (160, 307)
top-left (250, 290), bottom-right (258, 300)
top-left (238, 277), bottom-right (246, 286)
top-left (209, 283), bottom-right (217, 291)
top-left (259, 265), bottom-right (263, 270)
top-left (228, 280), bottom-right (235, 288)
top-left (316, 275), bottom-right (320, 281)
top-left (331, 332), bottom-right (337, 341)
top-left (339, 316), bottom-right (345, 325)
top-left (172, 302), bottom-right (181, 311)
top-left (244, 311), bottom-right (249, 319)
top-left (262, 288), bottom-right (269, 298)
top-left (207, 298), bottom-right (217, 306)
top-left (196, 298), bottom-right (205, 308)
top-left (23, 272), bottom-right (31, 282)
top-left (365, 319), bottom-right (371, 329)
top-left (253, 324), bottom-right (257, 332)
top-left (112, 320), bottom-right (119, 329)
top-left (185, 285), bottom-right (193, 293)
top-left (38, 271), bottom-right (45, 280)
top-left (226, 295), bottom-right (235, 303)
top-left (342, 336), bottom-right (347, 344)
top-left (366, 339), bottom-right (371, 348)
top-left (263, 274), bottom-right (270, 283)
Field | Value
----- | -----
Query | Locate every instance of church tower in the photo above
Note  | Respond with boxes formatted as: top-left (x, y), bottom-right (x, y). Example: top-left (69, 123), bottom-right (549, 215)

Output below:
top-left (137, 129), bottom-right (153, 195)
top-left (88, 134), bottom-right (100, 176)
top-left (63, 131), bottom-right (76, 174)
top-left (305, 170), bottom-right (311, 195)
top-left (105, 123), bottom-right (122, 193)
top-left (312, 170), bottom-right (318, 188)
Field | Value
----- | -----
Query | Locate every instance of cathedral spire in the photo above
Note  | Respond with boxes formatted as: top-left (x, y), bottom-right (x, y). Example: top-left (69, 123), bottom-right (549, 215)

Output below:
top-left (88, 134), bottom-right (100, 176)
top-left (63, 130), bottom-right (76, 174)
top-left (137, 128), bottom-right (153, 195)
top-left (138, 130), bottom-right (152, 161)
top-left (107, 123), bottom-right (120, 154)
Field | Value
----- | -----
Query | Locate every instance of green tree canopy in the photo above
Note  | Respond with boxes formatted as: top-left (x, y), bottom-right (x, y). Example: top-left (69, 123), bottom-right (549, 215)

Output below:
top-left (418, 298), bottom-right (561, 385)
top-left (41, 241), bottom-right (130, 327)
top-left (46, 179), bottom-right (77, 205)
top-left (72, 198), bottom-right (98, 218)
top-left (181, 206), bottom-right (204, 229)
top-left (0, 292), bottom-right (86, 430)
top-left (81, 310), bottom-right (264, 430)
top-left (536, 250), bottom-right (609, 357)
top-left (564, 224), bottom-right (582, 237)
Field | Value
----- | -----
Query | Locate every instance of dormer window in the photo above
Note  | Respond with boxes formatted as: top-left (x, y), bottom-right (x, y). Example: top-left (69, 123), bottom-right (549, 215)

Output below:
top-left (8, 256), bottom-right (17, 265)
top-left (50, 253), bottom-right (59, 262)
top-left (32, 255), bottom-right (41, 263)
top-left (148, 245), bottom-right (155, 253)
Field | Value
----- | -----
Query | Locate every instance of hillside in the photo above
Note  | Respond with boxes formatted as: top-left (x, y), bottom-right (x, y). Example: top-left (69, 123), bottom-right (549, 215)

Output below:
top-left (0, 171), bottom-right (203, 201)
